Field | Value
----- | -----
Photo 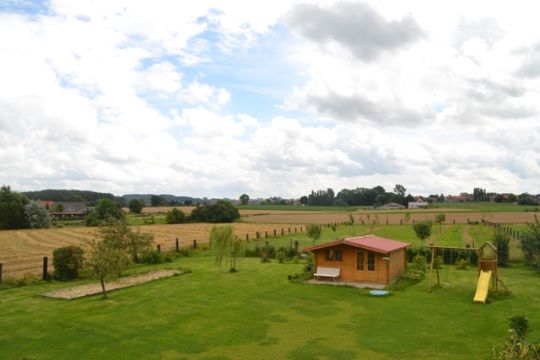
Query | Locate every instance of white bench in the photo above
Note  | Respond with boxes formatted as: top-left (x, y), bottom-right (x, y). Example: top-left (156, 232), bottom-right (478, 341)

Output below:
top-left (314, 267), bottom-right (340, 282)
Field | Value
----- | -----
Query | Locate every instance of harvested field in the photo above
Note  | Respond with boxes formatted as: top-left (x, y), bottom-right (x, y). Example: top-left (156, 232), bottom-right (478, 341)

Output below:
top-left (242, 211), bottom-right (539, 225)
top-left (126, 206), bottom-right (329, 217)
top-left (0, 223), bottom-right (304, 277)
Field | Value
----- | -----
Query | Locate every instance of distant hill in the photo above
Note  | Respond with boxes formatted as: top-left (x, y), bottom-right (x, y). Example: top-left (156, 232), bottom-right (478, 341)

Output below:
top-left (121, 194), bottom-right (204, 206)
top-left (23, 189), bottom-right (115, 204)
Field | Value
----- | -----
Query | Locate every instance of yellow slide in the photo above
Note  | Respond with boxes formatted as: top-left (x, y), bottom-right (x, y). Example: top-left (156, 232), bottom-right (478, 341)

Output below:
top-left (473, 270), bottom-right (492, 304)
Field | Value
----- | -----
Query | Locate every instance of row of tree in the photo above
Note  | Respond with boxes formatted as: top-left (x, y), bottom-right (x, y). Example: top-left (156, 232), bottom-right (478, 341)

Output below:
top-left (300, 184), bottom-right (415, 207)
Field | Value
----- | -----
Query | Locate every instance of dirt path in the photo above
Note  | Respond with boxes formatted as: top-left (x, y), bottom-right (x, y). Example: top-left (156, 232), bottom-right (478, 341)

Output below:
top-left (43, 269), bottom-right (183, 299)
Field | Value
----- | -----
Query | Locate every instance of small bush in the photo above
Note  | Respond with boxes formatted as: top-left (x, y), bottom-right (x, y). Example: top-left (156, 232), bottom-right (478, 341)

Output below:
top-left (276, 250), bottom-right (286, 263)
top-left (53, 246), bottom-right (84, 281)
top-left (140, 251), bottom-right (164, 264)
top-left (292, 255), bottom-right (299, 264)
top-left (455, 258), bottom-right (470, 270)
top-left (2, 272), bottom-right (41, 287)
top-left (412, 255), bottom-right (426, 272)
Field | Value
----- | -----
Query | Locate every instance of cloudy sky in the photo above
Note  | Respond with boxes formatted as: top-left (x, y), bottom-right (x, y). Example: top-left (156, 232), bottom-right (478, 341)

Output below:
top-left (1, 0), bottom-right (539, 198)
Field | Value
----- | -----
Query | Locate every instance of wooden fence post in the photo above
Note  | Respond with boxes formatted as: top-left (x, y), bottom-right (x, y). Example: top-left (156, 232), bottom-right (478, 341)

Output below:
top-left (246, 233), bottom-right (249, 241)
top-left (281, 228), bottom-right (284, 235)
top-left (265, 231), bottom-right (268, 238)
top-left (273, 229), bottom-right (276, 237)
top-left (0, 263), bottom-right (2, 283)
top-left (288, 227), bottom-right (291, 234)
top-left (256, 231), bottom-right (260, 239)
top-left (157, 244), bottom-right (161, 253)
top-left (176, 238), bottom-right (180, 252)
top-left (42, 257), bottom-right (48, 281)
top-left (193, 240), bottom-right (197, 249)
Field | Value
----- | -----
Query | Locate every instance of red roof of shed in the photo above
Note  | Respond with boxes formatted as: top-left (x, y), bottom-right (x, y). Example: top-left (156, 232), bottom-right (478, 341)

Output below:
top-left (303, 235), bottom-right (409, 254)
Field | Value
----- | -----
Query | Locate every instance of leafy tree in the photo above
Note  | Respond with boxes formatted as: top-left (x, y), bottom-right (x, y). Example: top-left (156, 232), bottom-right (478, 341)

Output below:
top-left (85, 238), bottom-right (130, 298)
top-left (100, 219), bottom-right (154, 262)
top-left (87, 198), bottom-right (123, 226)
top-left (393, 184), bottom-right (406, 197)
top-left (494, 228), bottom-right (510, 267)
top-left (403, 212), bottom-right (411, 224)
top-left (166, 208), bottom-right (186, 224)
top-left (53, 203), bottom-right (64, 212)
top-left (210, 225), bottom-right (242, 272)
top-left (493, 315), bottom-right (539, 360)
top-left (0, 185), bottom-right (28, 230)
top-left (434, 213), bottom-right (446, 234)
top-left (299, 196), bottom-right (308, 205)
top-left (518, 193), bottom-right (538, 206)
top-left (24, 200), bottom-right (51, 229)
top-left (239, 194), bottom-right (250, 205)
top-left (306, 224), bottom-right (322, 244)
top-left (307, 188), bottom-right (335, 206)
top-left (189, 200), bottom-right (240, 223)
top-left (128, 199), bottom-right (144, 214)
top-left (53, 246), bottom-right (84, 280)
top-left (520, 216), bottom-right (540, 268)
top-left (413, 221), bottom-right (432, 247)
top-left (150, 195), bottom-right (165, 207)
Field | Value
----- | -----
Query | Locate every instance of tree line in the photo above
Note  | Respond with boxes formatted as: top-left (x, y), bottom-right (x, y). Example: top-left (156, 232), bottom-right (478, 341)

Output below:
top-left (300, 184), bottom-right (415, 207)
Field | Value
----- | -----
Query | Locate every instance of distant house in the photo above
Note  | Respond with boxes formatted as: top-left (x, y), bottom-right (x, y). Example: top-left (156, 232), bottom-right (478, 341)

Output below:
top-left (49, 202), bottom-right (89, 220)
top-left (303, 235), bottom-right (410, 285)
top-left (408, 201), bottom-right (428, 209)
top-left (378, 202), bottom-right (405, 210)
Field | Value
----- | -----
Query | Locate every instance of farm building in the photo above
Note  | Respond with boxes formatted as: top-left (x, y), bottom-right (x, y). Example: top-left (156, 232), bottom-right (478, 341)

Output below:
top-left (303, 235), bottom-right (410, 285)
top-left (408, 201), bottom-right (428, 209)
top-left (377, 202), bottom-right (405, 210)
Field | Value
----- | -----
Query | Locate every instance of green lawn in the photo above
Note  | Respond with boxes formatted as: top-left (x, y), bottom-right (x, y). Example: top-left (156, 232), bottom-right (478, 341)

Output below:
top-left (1, 256), bottom-right (539, 359)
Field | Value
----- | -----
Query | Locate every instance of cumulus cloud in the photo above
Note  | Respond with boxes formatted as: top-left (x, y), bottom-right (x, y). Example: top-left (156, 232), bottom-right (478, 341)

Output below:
top-left (286, 2), bottom-right (424, 61)
top-left (293, 90), bottom-right (433, 126)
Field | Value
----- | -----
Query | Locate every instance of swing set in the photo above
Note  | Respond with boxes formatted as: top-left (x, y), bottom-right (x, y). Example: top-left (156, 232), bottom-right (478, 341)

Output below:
top-left (426, 242), bottom-right (511, 302)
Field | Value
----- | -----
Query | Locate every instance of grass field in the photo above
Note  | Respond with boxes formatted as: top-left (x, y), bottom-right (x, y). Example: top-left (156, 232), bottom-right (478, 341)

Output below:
top-left (0, 256), bottom-right (539, 359)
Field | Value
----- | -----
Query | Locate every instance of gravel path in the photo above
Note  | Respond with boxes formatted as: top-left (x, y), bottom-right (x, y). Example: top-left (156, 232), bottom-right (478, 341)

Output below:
top-left (43, 269), bottom-right (183, 299)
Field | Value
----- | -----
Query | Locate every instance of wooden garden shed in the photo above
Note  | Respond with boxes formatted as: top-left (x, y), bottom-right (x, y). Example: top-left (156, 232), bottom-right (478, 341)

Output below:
top-left (304, 235), bottom-right (410, 285)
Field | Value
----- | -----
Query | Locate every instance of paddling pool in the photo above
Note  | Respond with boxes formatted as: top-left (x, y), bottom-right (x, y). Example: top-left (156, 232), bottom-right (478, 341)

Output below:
top-left (369, 290), bottom-right (390, 296)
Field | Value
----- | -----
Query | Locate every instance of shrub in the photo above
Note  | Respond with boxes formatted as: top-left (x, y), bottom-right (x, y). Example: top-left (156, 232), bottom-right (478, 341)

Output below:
top-left (306, 224), bottom-right (322, 243)
top-left (455, 258), bottom-right (470, 270)
top-left (140, 250), bottom-right (164, 264)
top-left (188, 200), bottom-right (240, 223)
top-left (276, 249), bottom-right (286, 263)
top-left (412, 255), bottom-right (426, 272)
top-left (494, 228), bottom-right (510, 267)
top-left (53, 246), bottom-right (84, 281)
top-left (166, 208), bottom-right (186, 224)
top-left (128, 199), bottom-right (144, 214)
top-left (2, 272), bottom-right (41, 287)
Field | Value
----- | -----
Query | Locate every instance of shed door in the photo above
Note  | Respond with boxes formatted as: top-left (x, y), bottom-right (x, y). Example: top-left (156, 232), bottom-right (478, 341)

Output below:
top-left (355, 250), bottom-right (378, 282)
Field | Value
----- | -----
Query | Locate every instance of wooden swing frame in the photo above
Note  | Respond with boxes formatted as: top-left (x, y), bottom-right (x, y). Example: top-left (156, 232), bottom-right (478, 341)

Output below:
top-left (426, 245), bottom-right (478, 292)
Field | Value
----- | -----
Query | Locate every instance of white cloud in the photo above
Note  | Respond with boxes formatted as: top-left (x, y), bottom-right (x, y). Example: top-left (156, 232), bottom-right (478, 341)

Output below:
top-left (1, 1), bottom-right (540, 198)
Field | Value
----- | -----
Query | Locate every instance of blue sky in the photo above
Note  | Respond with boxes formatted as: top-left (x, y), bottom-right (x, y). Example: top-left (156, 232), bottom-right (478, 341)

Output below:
top-left (0, 0), bottom-right (539, 198)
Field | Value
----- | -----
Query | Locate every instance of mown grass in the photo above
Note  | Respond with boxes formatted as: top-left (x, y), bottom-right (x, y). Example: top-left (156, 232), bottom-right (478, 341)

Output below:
top-left (1, 255), bottom-right (539, 360)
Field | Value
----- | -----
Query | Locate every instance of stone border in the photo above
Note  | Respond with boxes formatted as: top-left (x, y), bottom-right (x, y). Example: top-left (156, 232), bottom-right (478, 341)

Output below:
top-left (42, 269), bottom-right (183, 299)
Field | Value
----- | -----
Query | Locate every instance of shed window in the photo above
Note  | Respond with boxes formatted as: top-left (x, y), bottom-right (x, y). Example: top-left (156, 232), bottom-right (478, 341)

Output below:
top-left (367, 252), bottom-right (376, 271)
top-left (356, 250), bottom-right (364, 270)
top-left (326, 249), bottom-right (342, 261)
top-left (326, 250), bottom-right (334, 261)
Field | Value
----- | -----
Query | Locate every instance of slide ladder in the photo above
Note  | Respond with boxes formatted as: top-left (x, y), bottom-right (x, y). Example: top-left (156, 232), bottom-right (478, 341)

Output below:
top-left (473, 270), bottom-right (492, 304)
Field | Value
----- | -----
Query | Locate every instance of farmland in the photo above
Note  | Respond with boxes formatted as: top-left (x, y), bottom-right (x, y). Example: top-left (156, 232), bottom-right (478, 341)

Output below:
top-left (0, 223), bottom-right (304, 277)
top-left (242, 210), bottom-right (539, 225)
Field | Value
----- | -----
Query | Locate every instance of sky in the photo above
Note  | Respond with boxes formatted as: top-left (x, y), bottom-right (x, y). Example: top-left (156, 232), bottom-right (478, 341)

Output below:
top-left (1, 0), bottom-right (539, 198)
